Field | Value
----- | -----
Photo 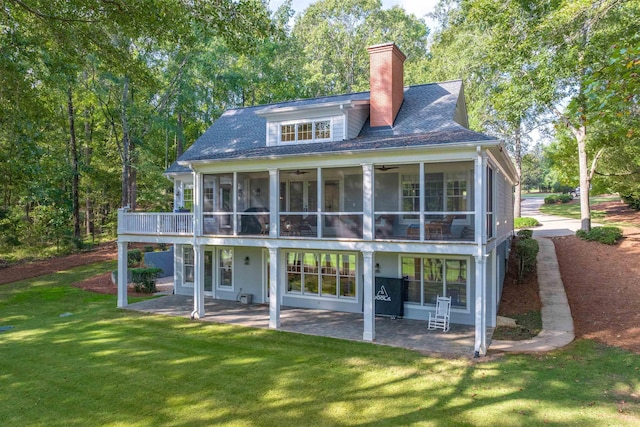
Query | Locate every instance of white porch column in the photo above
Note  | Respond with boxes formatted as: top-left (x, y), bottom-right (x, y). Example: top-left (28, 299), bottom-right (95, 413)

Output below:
top-left (362, 163), bottom-right (374, 241)
top-left (474, 147), bottom-right (487, 245)
top-left (269, 169), bottom-right (279, 238)
top-left (474, 254), bottom-right (488, 357)
top-left (192, 244), bottom-right (205, 319)
top-left (473, 146), bottom-right (488, 357)
top-left (419, 162), bottom-right (425, 241)
top-left (268, 247), bottom-right (281, 329)
top-left (192, 171), bottom-right (202, 236)
top-left (117, 240), bottom-right (128, 308)
top-left (362, 250), bottom-right (375, 341)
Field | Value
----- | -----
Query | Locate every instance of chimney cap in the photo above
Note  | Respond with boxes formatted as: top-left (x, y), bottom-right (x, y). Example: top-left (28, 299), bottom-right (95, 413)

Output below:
top-left (367, 42), bottom-right (407, 62)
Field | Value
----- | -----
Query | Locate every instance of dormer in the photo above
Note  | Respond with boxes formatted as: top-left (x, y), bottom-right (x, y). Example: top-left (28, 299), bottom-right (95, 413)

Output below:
top-left (256, 100), bottom-right (370, 146)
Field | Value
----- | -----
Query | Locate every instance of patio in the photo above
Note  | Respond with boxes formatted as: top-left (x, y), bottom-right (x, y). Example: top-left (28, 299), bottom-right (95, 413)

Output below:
top-left (125, 294), bottom-right (487, 357)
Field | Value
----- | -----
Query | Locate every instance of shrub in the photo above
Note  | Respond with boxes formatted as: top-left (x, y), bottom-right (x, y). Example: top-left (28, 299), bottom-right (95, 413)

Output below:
top-left (127, 249), bottom-right (142, 267)
top-left (130, 267), bottom-right (163, 293)
top-left (544, 194), bottom-right (572, 204)
top-left (621, 193), bottom-right (640, 211)
top-left (517, 229), bottom-right (533, 239)
top-left (514, 217), bottom-right (539, 228)
top-left (158, 243), bottom-right (168, 251)
top-left (576, 226), bottom-right (623, 245)
top-left (553, 183), bottom-right (574, 194)
top-left (515, 237), bottom-right (539, 283)
top-left (143, 245), bottom-right (155, 253)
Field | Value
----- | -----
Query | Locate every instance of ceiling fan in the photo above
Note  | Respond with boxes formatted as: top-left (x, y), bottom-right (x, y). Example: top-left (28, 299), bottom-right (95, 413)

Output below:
top-left (375, 165), bottom-right (399, 172)
top-left (290, 169), bottom-right (310, 175)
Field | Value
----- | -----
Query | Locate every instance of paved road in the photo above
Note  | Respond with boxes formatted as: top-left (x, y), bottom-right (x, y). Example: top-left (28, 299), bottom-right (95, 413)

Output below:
top-left (521, 197), bottom-right (584, 237)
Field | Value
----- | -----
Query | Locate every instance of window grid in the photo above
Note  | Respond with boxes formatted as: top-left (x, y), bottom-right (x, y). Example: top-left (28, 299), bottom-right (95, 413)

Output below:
top-left (402, 256), bottom-right (468, 309)
top-left (218, 248), bottom-right (233, 289)
top-left (183, 246), bottom-right (194, 283)
top-left (279, 120), bottom-right (331, 143)
top-left (286, 251), bottom-right (356, 298)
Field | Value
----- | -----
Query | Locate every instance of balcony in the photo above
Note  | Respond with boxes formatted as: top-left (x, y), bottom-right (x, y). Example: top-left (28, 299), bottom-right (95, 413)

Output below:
top-left (119, 212), bottom-right (193, 235)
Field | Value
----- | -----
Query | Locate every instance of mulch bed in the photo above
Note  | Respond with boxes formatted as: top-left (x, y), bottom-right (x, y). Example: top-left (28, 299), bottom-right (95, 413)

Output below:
top-left (0, 242), bottom-right (119, 286)
top-left (553, 230), bottom-right (640, 355)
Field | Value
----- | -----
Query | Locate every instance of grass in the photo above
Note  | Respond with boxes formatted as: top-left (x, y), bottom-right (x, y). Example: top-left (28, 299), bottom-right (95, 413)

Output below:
top-left (539, 194), bottom-right (630, 224)
top-left (1, 264), bottom-right (639, 426)
top-left (492, 311), bottom-right (542, 341)
top-left (521, 192), bottom-right (555, 199)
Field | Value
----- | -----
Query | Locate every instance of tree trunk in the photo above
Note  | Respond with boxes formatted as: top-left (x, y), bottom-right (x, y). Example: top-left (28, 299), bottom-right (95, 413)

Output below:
top-left (67, 86), bottom-right (81, 240)
top-left (573, 124), bottom-right (591, 231)
top-left (513, 123), bottom-right (523, 219)
top-left (84, 107), bottom-right (94, 239)
top-left (121, 77), bottom-right (131, 208)
top-left (129, 139), bottom-right (137, 211)
top-left (176, 111), bottom-right (184, 158)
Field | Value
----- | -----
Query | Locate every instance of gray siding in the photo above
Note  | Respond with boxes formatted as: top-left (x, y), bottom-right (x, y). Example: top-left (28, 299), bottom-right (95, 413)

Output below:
top-left (347, 108), bottom-right (369, 139)
top-left (267, 122), bottom-right (278, 146)
top-left (496, 171), bottom-right (513, 240)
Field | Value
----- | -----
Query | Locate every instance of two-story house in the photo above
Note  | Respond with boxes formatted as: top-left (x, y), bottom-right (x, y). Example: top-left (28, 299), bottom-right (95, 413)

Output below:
top-left (117, 43), bottom-right (517, 356)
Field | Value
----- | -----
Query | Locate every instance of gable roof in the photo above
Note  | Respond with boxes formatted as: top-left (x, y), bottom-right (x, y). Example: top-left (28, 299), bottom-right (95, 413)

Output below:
top-left (176, 80), bottom-right (496, 165)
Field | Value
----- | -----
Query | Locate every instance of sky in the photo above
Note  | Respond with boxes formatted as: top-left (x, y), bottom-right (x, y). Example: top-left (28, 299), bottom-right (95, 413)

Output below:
top-left (268, 0), bottom-right (439, 23)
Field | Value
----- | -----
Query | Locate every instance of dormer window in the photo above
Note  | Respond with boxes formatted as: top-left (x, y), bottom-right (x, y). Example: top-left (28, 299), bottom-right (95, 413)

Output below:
top-left (280, 119), bottom-right (331, 144)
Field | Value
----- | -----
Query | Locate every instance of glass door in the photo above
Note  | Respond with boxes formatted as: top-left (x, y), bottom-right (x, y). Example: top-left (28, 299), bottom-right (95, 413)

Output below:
top-left (204, 250), bottom-right (213, 296)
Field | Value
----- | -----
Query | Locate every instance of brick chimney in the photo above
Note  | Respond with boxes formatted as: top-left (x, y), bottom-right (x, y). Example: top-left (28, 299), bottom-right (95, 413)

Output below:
top-left (367, 43), bottom-right (406, 128)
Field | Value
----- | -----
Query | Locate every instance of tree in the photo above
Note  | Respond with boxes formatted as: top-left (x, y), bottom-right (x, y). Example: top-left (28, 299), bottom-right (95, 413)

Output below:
top-left (428, 0), bottom-right (639, 229)
top-left (292, 0), bottom-right (429, 96)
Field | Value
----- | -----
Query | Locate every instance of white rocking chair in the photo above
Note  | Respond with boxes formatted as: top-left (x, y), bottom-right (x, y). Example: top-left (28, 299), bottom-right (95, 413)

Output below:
top-left (428, 296), bottom-right (451, 332)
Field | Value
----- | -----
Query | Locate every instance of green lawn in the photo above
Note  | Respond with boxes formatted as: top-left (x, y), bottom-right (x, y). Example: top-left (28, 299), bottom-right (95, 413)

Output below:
top-left (520, 192), bottom-right (554, 199)
top-left (1, 263), bottom-right (639, 426)
top-left (539, 195), bottom-right (631, 225)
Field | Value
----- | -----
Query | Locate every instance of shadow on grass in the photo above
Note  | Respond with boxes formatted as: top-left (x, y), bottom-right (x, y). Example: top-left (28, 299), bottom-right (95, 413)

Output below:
top-left (0, 263), bottom-right (639, 425)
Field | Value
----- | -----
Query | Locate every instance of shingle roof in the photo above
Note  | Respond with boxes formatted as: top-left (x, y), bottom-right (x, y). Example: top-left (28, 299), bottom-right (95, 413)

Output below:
top-left (176, 80), bottom-right (496, 165)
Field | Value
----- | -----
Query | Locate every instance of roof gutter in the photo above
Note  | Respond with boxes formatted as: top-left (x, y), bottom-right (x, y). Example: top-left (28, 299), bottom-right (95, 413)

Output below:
top-left (178, 138), bottom-right (504, 168)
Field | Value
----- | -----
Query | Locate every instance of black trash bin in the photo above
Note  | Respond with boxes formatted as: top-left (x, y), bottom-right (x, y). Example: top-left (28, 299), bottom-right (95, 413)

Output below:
top-left (374, 277), bottom-right (406, 319)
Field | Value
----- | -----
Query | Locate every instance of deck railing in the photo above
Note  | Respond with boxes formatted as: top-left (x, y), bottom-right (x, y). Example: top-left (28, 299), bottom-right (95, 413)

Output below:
top-left (119, 211), bottom-right (193, 235)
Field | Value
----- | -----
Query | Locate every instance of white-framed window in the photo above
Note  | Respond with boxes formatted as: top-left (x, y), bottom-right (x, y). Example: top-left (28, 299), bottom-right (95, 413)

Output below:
top-left (401, 255), bottom-right (468, 309)
top-left (183, 245), bottom-right (194, 284)
top-left (422, 171), bottom-right (469, 213)
top-left (279, 119), bottom-right (332, 144)
top-left (286, 251), bottom-right (356, 298)
top-left (217, 248), bottom-right (233, 290)
top-left (182, 185), bottom-right (193, 211)
top-left (401, 174), bottom-right (420, 221)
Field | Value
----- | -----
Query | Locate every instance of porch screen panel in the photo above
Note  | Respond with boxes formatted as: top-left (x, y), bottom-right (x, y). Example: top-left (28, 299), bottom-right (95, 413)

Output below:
top-left (423, 258), bottom-right (443, 305)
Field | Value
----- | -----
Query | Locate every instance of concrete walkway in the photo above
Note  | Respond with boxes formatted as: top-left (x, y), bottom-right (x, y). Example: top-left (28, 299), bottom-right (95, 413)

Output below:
top-left (490, 197), bottom-right (576, 353)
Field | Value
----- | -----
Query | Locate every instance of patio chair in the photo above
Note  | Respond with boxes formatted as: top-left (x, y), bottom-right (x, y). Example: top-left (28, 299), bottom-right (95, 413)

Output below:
top-left (428, 296), bottom-right (451, 332)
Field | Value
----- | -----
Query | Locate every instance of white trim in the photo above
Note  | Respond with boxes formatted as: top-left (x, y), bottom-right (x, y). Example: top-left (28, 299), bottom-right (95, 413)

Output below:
top-left (397, 253), bottom-right (471, 313)
top-left (216, 247), bottom-right (235, 291)
top-left (277, 117), bottom-right (333, 145)
top-left (284, 250), bottom-right (358, 300)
